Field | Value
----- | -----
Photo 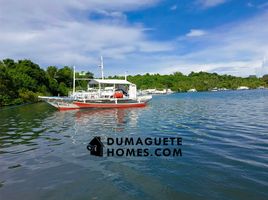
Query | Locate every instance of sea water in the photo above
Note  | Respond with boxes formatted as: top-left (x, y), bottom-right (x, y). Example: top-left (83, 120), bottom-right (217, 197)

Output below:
top-left (0, 90), bottom-right (268, 200)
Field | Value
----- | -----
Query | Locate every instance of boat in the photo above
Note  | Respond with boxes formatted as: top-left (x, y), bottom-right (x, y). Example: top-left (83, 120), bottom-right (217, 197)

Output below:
top-left (187, 88), bottom-right (197, 92)
top-left (140, 88), bottom-right (174, 95)
top-left (38, 96), bottom-right (79, 111)
top-left (39, 57), bottom-right (152, 110)
top-left (210, 87), bottom-right (218, 92)
top-left (257, 86), bottom-right (266, 89)
top-left (237, 86), bottom-right (249, 90)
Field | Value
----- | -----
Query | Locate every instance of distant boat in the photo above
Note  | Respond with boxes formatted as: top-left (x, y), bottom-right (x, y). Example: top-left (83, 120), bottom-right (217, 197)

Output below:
top-left (140, 88), bottom-right (174, 95)
top-left (218, 88), bottom-right (229, 91)
top-left (210, 87), bottom-right (218, 92)
top-left (210, 87), bottom-right (229, 92)
top-left (188, 88), bottom-right (197, 92)
top-left (237, 86), bottom-right (249, 90)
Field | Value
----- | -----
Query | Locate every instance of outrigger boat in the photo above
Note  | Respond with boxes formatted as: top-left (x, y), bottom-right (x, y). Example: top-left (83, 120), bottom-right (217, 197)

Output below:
top-left (39, 57), bottom-right (152, 111)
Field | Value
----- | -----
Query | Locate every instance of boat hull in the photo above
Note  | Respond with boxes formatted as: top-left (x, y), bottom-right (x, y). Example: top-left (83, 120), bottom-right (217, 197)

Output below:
top-left (39, 96), bottom-right (151, 111)
top-left (74, 101), bottom-right (147, 108)
top-left (47, 101), bottom-right (80, 111)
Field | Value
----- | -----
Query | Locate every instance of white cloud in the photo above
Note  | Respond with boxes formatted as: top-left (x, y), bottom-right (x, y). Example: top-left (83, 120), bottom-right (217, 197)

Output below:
top-left (256, 57), bottom-right (268, 76)
top-left (119, 12), bottom-right (268, 77)
top-left (0, 0), bottom-right (173, 74)
top-left (246, 2), bottom-right (268, 9)
top-left (196, 0), bottom-right (228, 8)
top-left (186, 29), bottom-right (207, 37)
top-left (170, 5), bottom-right (177, 11)
top-left (163, 12), bottom-right (268, 76)
top-left (0, 0), bottom-right (268, 77)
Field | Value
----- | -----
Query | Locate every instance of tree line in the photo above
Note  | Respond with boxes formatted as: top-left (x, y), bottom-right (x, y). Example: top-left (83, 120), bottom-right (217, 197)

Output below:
top-left (0, 59), bottom-right (267, 107)
top-left (0, 59), bottom-right (93, 106)
top-left (124, 72), bottom-right (268, 92)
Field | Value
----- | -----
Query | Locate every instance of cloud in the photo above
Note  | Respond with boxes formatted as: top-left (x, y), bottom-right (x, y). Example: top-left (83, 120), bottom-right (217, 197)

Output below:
top-left (170, 5), bottom-right (177, 11)
top-left (120, 12), bottom-right (268, 77)
top-left (0, 0), bottom-right (173, 74)
top-left (91, 10), bottom-right (127, 21)
top-left (255, 57), bottom-right (268, 76)
top-left (246, 2), bottom-right (268, 9)
top-left (162, 12), bottom-right (268, 77)
top-left (196, 0), bottom-right (228, 8)
top-left (0, 0), bottom-right (268, 77)
top-left (186, 29), bottom-right (207, 37)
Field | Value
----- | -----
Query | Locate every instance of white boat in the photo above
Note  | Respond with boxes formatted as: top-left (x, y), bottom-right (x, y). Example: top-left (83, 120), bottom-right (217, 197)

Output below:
top-left (210, 87), bottom-right (218, 92)
top-left (140, 88), bottom-right (174, 95)
top-left (237, 86), bottom-right (249, 90)
top-left (187, 88), bottom-right (197, 92)
top-left (39, 57), bottom-right (152, 111)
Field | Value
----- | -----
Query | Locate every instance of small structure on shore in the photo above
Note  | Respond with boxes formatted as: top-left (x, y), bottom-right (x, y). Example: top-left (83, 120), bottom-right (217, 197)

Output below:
top-left (237, 86), bottom-right (249, 90)
top-left (188, 88), bottom-right (197, 92)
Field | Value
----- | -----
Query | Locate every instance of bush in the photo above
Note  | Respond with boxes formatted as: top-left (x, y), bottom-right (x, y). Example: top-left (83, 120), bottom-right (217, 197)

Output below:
top-left (19, 89), bottom-right (39, 103)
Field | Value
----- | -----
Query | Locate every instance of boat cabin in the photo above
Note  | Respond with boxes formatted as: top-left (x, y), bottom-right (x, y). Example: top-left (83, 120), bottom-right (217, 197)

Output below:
top-left (72, 79), bottom-right (137, 100)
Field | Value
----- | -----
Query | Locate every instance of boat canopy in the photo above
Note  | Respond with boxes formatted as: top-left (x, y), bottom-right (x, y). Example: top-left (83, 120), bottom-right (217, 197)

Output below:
top-left (88, 79), bottom-right (132, 85)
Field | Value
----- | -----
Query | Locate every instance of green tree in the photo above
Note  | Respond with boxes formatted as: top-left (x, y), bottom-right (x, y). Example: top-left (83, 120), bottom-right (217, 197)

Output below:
top-left (263, 74), bottom-right (268, 84)
top-left (56, 66), bottom-right (73, 87)
top-left (0, 62), bottom-right (16, 106)
top-left (58, 82), bottom-right (69, 96)
top-left (47, 66), bottom-right (58, 78)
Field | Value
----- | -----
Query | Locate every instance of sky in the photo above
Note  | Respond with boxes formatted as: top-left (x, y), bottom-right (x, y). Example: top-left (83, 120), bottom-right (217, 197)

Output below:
top-left (0, 0), bottom-right (268, 77)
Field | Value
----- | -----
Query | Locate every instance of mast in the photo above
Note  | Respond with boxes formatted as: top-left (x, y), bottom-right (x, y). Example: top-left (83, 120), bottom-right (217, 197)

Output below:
top-left (125, 71), bottom-right (127, 81)
top-left (73, 66), bottom-right (76, 94)
top-left (99, 56), bottom-right (104, 80)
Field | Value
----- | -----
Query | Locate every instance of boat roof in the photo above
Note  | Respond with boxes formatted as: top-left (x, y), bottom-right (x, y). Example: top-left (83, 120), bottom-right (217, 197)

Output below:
top-left (89, 79), bottom-right (132, 85)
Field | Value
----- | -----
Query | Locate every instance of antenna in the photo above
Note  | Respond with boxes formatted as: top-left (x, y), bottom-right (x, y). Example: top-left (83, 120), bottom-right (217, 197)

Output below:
top-left (73, 65), bottom-right (76, 94)
top-left (99, 56), bottom-right (104, 80)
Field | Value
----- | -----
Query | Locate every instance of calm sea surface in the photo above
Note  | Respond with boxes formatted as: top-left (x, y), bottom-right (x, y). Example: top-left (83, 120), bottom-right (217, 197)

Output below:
top-left (0, 90), bottom-right (268, 200)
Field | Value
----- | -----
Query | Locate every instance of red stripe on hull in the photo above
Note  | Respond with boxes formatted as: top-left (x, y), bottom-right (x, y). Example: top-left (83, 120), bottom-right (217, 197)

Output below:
top-left (74, 101), bottom-right (147, 108)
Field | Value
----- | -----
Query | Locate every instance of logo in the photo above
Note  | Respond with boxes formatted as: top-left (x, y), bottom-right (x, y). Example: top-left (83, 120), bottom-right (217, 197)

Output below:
top-left (87, 136), bottom-right (104, 157)
top-left (87, 136), bottom-right (183, 157)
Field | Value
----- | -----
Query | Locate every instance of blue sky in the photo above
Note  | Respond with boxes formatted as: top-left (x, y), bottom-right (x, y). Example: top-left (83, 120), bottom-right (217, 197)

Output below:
top-left (0, 0), bottom-right (268, 77)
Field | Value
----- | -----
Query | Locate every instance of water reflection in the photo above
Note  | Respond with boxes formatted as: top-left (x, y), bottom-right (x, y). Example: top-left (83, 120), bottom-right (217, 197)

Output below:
top-left (76, 109), bottom-right (127, 127)
top-left (74, 108), bottom-right (144, 131)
